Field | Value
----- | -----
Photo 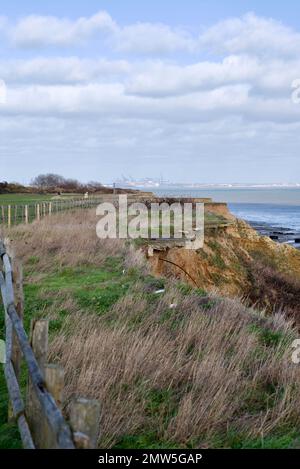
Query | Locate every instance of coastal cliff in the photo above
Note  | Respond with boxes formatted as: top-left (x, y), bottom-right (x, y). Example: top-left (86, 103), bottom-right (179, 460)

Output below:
top-left (150, 206), bottom-right (300, 320)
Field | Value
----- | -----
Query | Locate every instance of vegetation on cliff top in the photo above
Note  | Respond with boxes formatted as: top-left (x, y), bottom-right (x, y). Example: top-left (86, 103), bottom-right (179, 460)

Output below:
top-left (1, 208), bottom-right (300, 449)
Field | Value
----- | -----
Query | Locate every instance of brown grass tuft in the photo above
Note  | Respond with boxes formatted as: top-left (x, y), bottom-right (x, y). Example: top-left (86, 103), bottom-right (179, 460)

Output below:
top-left (49, 292), bottom-right (300, 448)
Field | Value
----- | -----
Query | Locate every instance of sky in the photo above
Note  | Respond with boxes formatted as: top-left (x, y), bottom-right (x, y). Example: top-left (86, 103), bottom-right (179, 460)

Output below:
top-left (1, 0), bottom-right (300, 184)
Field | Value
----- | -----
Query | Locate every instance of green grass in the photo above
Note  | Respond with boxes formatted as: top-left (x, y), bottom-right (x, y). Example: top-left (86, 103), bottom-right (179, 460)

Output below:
top-left (21, 255), bottom-right (158, 336)
top-left (211, 428), bottom-right (299, 449)
top-left (22, 266), bottom-right (128, 328)
top-left (114, 430), bottom-right (298, 450)
top-left (75, 283), bottom-right (126, 314)
top-left (248, 324), bottom-right (287, 347)
top-left (205, 212), bottom-right (228, 226)
top-left (211, 252), bottom-right (226, 269)
top-left (145, 388), bottom-right (178, 421)
top-left (1, 243), bottom-right (299, 449)
top-left (43, 267), bottom-right (120, 290)
top-left (0, 193), bottom-right (53, 205)
top-left (0, 193), bottom-right (85, 205)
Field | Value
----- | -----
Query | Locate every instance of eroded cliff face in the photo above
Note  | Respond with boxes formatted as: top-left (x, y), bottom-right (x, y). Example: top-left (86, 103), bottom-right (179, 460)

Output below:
top-left (149, 214), bottom-right (300, 318)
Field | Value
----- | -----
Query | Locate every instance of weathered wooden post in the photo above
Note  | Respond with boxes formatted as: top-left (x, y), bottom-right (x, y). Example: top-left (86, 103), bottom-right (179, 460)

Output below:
top-left (30, 319), bottom-right (48, 368)
top-left (3, 239), bottom-right (14, 421)
top-left (44, 364), bottom-right (64, 409)
top-left (4, 242), bottom-right (23, 418)
top-left (42, 363), bottom-right (65, 448)
top-left (36, 204), bottom-right (40, 221)
top-left (7, 205), bottom-right (11, 228)
top-left (11, 257), bottom-right (24, 381)
top-left (49, 202), bottom-right (52, 216)
top-left (25, 205), bottom-right (29, 224)
top-left (70, 398), bottom-right (100, 448)
top-left (26, 319), bottom-right (49, 447)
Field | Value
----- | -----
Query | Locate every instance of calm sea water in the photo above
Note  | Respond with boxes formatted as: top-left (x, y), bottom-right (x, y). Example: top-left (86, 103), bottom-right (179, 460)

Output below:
top-left (152, 187), bottom-right (300, 231)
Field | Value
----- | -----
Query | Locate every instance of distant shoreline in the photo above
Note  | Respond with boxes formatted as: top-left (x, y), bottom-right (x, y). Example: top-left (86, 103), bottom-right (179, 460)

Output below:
top-left (115, 183), bottom-right (300, 190)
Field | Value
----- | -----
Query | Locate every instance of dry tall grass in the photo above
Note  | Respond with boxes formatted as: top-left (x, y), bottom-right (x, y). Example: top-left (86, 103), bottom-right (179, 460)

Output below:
top-left (4, 209), bottom-right (300, 448)
top-left (51, 289), bottom-right (300, 446)
top-left (1, 209), bottom-right (125, 272)
top-left (248, 261), bottom-right (300, 322)
top-left (50, 290), bottom-right (300, 448)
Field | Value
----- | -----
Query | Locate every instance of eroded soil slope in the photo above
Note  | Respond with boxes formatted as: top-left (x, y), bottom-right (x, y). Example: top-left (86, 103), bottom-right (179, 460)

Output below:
top-left (150, 216), bottom-right (300, 321)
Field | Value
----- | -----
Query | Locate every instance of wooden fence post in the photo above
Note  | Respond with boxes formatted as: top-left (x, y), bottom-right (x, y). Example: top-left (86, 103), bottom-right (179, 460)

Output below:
top-left (11, 258), bottom-right (23, 382)
top-left (70, 398), bottom-right (100, 448)
top-left (30, 319), bottom-right (48, 370)
top-left (44, 364), bottom-right (64, 409)
top-left (4, 242), bottom-right (23, 381)
top-left (4, 239), bottom-right (15, 421)
top-left (26, 319), bottom-right (48, 447)
top-left (25, 205), bottom-right (28, 224)
top-left (42, 364), bottom-right (65, 448)
top-left (7, 205), bottom-right (11, 228)
top-left (36, 204), bottom-right (40, 221)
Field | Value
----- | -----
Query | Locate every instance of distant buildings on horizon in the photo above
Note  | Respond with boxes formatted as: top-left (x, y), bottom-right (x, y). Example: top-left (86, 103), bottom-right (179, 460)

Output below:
top-left (109, 177), bottom-right (300, 190)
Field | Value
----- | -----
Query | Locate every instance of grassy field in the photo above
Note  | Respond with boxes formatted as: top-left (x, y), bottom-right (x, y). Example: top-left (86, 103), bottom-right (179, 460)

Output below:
top-left (0, 193), bottom-right (89, 226)
top-left (0, 193), bottom-right (84, 206)
top-left (1, 209), bottom-right (300, 449)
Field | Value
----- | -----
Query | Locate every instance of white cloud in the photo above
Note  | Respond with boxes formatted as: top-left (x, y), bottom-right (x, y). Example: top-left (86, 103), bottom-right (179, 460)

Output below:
top-left (3, 81), bottom-right (300, 126)
top-left (7, 11), bottom-right (195, 54)
top-left (114, 23), bottom-right (195, 54)
top-left (1, 12), bottom-right (299, 125)
top-left (10, 11), bottom-right (117, 47)
top-left (0, 57), bottom-right (130, 84)
top-left (125, 56), bottom-right (259, 97)
top-left (4, 11), bottom-right (197, 54)
top-left (1, 11), bottom-right (300, 182)
top-left (126, 56), bottom-right (300, 99)
top-left (4, 10), bottom-right (300, 59)
top-left (199, 12), bottom-right (300, 57)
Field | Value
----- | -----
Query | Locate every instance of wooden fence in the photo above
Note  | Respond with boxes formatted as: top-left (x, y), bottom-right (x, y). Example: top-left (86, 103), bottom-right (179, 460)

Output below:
top-left (0, 198), bottom-right (102, 227)
top-left (0, 194), bottom-right (154, 227)
top-left (0, 239), bottom-right (100, 448)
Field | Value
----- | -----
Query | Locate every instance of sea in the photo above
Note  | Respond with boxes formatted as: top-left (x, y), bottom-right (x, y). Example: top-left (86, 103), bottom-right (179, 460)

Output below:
top-left (152, 187), bottom-right (300, 231)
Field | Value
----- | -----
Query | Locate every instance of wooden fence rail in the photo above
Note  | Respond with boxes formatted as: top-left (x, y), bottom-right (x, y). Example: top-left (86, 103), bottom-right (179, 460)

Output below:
top-left (0, 239), bottom-right (100, 449)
